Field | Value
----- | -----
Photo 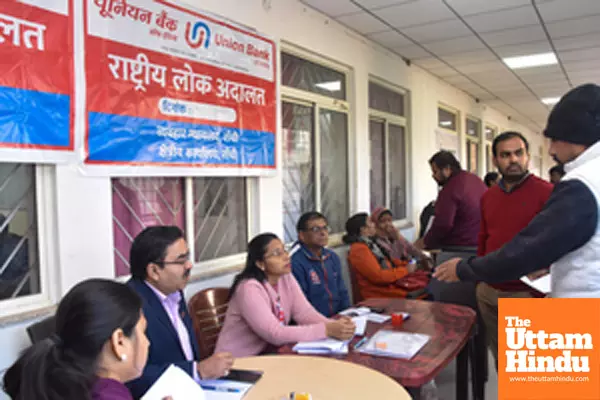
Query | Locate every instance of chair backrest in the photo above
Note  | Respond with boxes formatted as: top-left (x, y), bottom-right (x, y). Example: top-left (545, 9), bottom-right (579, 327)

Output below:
top-left (188, 287), bottom-right (230, 359)
top-left (27, 315), bottom-right (56, 344)
top-left (347, 260), bottom-right (363, 304)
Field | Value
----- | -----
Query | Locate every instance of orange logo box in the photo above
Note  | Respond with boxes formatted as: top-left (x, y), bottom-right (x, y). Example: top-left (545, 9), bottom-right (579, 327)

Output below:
top-left (498, 298), bottom-right (600, 400)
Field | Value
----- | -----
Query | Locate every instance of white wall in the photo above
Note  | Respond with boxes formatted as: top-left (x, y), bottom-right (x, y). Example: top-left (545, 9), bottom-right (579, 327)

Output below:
top-left (0, 0), bottom-right (553, 395)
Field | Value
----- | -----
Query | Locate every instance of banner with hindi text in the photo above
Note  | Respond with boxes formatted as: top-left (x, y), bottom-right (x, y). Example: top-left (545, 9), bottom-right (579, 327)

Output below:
top-left (83, 0), bottom-right (277, 175)
top-left (0, 0), bottom-right (74, 163)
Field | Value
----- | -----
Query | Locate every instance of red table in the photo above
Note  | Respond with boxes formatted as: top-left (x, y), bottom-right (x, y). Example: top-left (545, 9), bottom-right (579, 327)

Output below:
top-left (279, 298), bottom-right (478, 398)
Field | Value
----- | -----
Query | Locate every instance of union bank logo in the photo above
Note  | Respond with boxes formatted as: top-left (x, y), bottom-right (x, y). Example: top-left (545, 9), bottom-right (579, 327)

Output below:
top-left (185, 21), bottom-right (211, 49)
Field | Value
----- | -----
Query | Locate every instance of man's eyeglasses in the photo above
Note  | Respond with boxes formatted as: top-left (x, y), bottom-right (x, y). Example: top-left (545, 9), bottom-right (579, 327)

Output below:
top-left (305, 225), bottom-right (331, 234)
top-left (154, 255), bottom-right (191, 266)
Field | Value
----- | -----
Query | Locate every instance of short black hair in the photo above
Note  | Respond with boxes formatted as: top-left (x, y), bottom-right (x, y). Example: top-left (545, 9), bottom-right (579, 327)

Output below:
top-left (429, 150), bottom-right (461, 172)
top-left (549, 164), bottom-right (565, 176)
top-left (484, 172), bottom-right (499, 187)
top-left (129, 226), bottom-right (185, 279)
top-left (296, 211), bottom-right (328, 232)
top-left (492, 131), bottom-right (529, 157)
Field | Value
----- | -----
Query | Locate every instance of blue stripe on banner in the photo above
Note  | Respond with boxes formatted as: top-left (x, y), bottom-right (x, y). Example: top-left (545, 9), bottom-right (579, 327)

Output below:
top-left (0, 85), bottom-right (70, 147)
top-left (88, 112), bottom-right (275, 167)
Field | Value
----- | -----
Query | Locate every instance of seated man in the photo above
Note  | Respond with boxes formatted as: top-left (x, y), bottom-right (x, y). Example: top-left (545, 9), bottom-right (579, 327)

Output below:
top-left (291, 212), bottom-right (350, 317)
top-left (126, 226), bottom-right (233, 399)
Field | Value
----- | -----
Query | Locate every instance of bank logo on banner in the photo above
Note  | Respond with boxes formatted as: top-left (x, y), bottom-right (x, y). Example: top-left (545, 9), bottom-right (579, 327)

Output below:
top-left (499, 298), bottom-right (600, 400)
top-left (185, 21), bottom-right (211, 49)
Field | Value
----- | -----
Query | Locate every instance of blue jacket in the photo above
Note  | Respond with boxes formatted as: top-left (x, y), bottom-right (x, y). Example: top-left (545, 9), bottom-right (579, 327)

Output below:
top-left (126, 278), bottom-right (201, 399)
top-left (291, 243), bottom-right (350, 317)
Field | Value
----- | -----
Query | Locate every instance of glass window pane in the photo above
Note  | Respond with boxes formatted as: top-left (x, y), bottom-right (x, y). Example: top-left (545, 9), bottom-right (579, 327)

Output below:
top-left (438, 108), bottom-right (457, 131)
top-left (466, 140), bottom-right (480, 175)
top-left (486, 144), bottom-right (494, 173)
top-left (369, 82), bottom-right (405, 116)
top-left (485, 125), bottom-right (496, 141)
top-left (193, 178), bottom-right (247, 262)
top-left (369, 120), bottom-right (386, 211)
top-left (112, 177), bottom-right (185, 277)
top-left (0, 163), bottom-right (39, 300)
top-left (281, 52), bottom-right (346, 100)
top-left (282, 102), bottom-right (315, 243)
top-left (320, 109), bottom-right (348, 234)
top-left (389, 125), bottom-right (407, 220)
top-left (466, 118), bottom-right (480, 138)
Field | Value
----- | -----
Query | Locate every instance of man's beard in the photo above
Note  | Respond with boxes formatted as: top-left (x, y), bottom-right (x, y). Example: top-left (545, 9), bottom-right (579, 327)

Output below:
top-left (501, 164), bottom-right (527, 183)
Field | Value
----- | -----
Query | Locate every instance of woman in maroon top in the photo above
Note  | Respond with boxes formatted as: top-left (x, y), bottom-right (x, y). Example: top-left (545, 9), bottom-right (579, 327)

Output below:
top-left (3, 279), bottom-right (159, 400)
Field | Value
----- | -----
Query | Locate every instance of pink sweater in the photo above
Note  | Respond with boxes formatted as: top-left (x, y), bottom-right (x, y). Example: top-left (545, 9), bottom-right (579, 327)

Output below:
top-left (215, 274), bottom-right (330, 357)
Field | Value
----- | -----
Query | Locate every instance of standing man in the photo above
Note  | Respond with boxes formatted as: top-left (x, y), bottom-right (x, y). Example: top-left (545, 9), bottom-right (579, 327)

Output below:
top-left (291, 212), bottom-right (351, 317)
top-left (415, 150), bottom-right (487, 252)
top-left (434, 84), bottom-right (600, 299)
top-left (126, 226), bottom-right (233, 398)
top-left (476, 131), bottom-right (553, 369)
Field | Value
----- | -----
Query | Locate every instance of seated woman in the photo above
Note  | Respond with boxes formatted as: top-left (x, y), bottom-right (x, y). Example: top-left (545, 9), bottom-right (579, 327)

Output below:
top-left (3, 279), bottom-right (152, 400)
top-left (344, 213), bottom-right (423, 300)
top-left (371, 207), bottom-right (433, 269)
top-left (215, 233), bottom-right (355, 358)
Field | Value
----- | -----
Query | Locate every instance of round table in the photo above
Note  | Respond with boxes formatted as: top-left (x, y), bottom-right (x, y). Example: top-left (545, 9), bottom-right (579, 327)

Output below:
top-left (234, 355), bottom-right (411, 400)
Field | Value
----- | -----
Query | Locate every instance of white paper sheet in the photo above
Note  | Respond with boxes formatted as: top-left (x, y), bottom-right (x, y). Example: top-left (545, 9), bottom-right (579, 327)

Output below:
top-left (352, 316), bottom-right (367, 335)
top-left (520, 274), bottom-right (551, 294)
top-left (339, 307), bottom-right (371, 317)
top-left (293, 338), bottom-right (349, 354)
top-left (142, 365), bottom-right (206, 400)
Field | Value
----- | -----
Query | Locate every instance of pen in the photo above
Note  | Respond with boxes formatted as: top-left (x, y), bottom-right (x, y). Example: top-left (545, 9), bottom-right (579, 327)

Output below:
top-left (200, 385), bottom-right (242, 393)
top-left (353, 336), bottom-right (368, 350)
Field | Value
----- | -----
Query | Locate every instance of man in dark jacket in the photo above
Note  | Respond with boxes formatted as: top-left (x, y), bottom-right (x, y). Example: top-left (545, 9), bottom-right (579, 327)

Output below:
top-left (291, 212), bottom-right (350, 317)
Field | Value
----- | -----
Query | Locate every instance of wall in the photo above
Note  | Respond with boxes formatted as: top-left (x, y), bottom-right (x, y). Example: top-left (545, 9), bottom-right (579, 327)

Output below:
top-left (0, 0), bottom-right (552, 395)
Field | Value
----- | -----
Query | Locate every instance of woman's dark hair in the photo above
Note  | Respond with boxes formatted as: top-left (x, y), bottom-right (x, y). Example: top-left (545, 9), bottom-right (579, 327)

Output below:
top-left (3, 279), bottom-right (142, 400)
top-left (342, 213), bottom-right (369, 244)
top-left (130, 225), bottom-right (185, 280)
top-left (484, 172), bottom-right (499, 187)
top-left (229, 233), bottom-right (279, 300)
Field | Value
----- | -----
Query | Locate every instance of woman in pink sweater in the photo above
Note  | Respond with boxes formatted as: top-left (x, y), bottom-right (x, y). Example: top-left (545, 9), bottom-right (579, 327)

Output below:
top-left (215, 233), bottom-right (355, 357)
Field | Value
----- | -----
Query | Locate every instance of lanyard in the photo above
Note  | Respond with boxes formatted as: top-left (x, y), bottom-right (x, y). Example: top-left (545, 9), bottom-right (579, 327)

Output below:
top-left (266, 282), bottom-right (286, 326)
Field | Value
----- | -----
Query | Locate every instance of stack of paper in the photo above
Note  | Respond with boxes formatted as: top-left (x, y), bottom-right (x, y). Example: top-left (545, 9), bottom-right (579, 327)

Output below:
top-left (293, 338), bottom-right (349, 354)
top-left (352, 316), bottom-right (367, 335)
top-left (142, 365), bottom-right (206, 400)
top-left (520, 274), bottom-right (551, 294)
top-left (339, 307), bottom-right (371, 317)
top-left (358, 330), bottom-right (430, 359)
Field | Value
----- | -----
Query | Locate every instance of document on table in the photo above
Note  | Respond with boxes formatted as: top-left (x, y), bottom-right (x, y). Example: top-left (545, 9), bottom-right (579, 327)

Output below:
top-left (141, 364), bottom-right (206, 400)
top-left (358, 330), bottom-right (430, 360)
top-left (520, 274), bottom-right (551, 294)
top-left (293, 338), bottom-right (349, 354)
top-left (339, 306), bottom-right (371, 317)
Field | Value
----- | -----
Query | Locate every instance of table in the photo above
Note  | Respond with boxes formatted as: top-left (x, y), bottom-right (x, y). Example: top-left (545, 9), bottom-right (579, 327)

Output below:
top-left (234, 355), bottom-right (411, 400)
top-left (279, 298), bottom-right (477, 397)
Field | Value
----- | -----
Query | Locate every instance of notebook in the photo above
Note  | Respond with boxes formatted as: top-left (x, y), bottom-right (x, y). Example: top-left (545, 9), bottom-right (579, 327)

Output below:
top-left (293, 338), bottom-right (350, 354)
top-left (357, 330), bottom-right (430, 359)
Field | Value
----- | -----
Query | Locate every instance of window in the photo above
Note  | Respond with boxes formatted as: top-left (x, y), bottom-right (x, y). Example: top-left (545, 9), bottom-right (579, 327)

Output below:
top-left (485, 124), bottom-right (498, 173)
top-left (0, 163), bottom-right (40, 301)
top-left (465, 117), bottom-right (481, 175)
top-left (438, 107), bottom-right (457, 131)
top-left (112, 177), bottom-right (248, 277)
top-left (281, 51), bottom-right (349, 243)
top-left (369, 80), bottom-right (408, 220)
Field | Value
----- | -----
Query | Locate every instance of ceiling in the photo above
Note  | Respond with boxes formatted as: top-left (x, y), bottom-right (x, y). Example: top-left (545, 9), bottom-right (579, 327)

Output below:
top-left (300, 0), bottom-right (600, 132)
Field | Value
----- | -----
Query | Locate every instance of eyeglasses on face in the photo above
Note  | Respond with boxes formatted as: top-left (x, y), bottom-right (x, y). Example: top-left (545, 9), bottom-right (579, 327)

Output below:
top-left (305, 225), bottom-right (331, 234)
top-left (264, 248), bottom-right (289, 259)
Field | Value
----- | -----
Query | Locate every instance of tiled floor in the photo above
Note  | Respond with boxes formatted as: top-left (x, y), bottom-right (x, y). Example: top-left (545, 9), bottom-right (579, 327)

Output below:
top-left (433, 350), bottom-right (498, 400)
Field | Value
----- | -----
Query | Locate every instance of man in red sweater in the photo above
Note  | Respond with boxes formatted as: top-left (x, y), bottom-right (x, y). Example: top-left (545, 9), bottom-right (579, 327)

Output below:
top-left (476, 131), bottom-right (553, 369)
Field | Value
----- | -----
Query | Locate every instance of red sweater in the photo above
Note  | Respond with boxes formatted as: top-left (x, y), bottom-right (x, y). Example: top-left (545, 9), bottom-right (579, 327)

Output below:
top-left (478, 174), bottom-right (553, 293)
